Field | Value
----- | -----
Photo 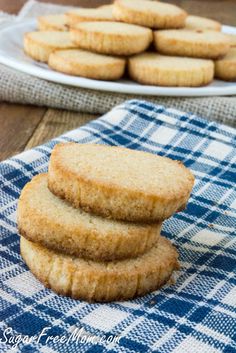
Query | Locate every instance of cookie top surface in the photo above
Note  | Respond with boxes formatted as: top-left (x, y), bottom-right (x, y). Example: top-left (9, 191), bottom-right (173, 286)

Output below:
top-left (114, 0), bottom-right (186, 16)
top-left (130, 52), bottom-right (213, 69)
top-left (50, 49), bottom-right (125, 64)
top-left (50, 143), bottom-right (194, 200)
top-left (25, 31), bottom-right (76, 48)
top-left (38, 14), bottom-right (68, 31)
top-left (19, 173), bottom-right (153, 233)
top-left (185, 15), bottom-right (221, 31)
top-left (113, 0), bottom-right (186, 29)
top-left (72, 20), bottom-right (152, 36)
top-left (155, 29), bottom-right (228, 44)
top-left (21, 235), bottom-right (178, 274)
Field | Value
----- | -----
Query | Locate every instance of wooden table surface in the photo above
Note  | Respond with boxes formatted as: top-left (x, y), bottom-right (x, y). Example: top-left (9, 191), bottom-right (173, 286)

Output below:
top-left (1, 0), bottom-right (236, 161)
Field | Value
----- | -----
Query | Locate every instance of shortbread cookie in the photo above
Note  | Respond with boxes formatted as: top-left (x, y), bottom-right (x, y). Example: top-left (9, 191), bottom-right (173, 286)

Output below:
top-left (227, 34), bottom-right (236, 47)
top-left (113, 0), bottom-right (187, 29)
top-left (185, 15), bottom-right (221, 31)
top-left (20, 236), bottom-right (179, 302)
top-left (215, 48), bottom-right (236, 81)
top-left (18, 174), bottom-right (160, 261)
top-left (66, 5), bottom-right (113, 27)
top-left (154, 29), bottom-right (230, 59)
top-left (128, 53), bottom-right (214, 87)
top-left (24, 31), bottom-right (77, 62)
top-left (37, 14), bottom-right (68, 31)
top-left (70, 21), bottom-right (152, 55)
top-left (48, 143), bottom-right (194, 222)
top-left (48, 49), bottom-right (125, 80)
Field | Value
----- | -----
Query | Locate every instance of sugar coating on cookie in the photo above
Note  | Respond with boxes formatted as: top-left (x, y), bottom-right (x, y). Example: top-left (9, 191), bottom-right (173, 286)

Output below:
top-left (37, 14), bottom-right (68, 31)
top-left (113, 0), bottom-right (187, 29)
top-left (20, 235), bottom-right (179, 302)
top-left (66, 5), bottom-right (114, 26)
top-left (128, 52), bottom-right (214, 87)
top-left (48, 143), bottom-right (195, 222)
top-left (48, 49), bottom-right (126, 80)
top-left (215, 48), bottom-right (236, 81)
top-left (154, 29), bottom-right (230, 59)
top-left (18, 174), bottom-right (160, 261)
top-left (70, 21), bottom-right (153, 56)
top-left (185, 15), bottom-right (221, 31)
top-left (24, 31), bottom-right (77, 62)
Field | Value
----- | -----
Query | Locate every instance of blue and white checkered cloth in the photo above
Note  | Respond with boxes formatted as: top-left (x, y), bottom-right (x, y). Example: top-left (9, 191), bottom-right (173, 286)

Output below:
top-left (0, 100), bottom-right (235, 353)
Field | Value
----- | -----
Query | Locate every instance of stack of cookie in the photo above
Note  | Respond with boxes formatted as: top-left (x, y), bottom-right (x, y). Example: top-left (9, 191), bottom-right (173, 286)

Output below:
top-left (23, 0), bottom-right (236, 85)
top-left (18, 143), bottom-right (194, 302)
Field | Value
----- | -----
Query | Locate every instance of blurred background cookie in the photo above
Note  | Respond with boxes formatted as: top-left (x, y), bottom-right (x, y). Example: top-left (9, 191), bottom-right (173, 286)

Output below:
top-left (129, 52), bottom-right (214, 87)
top-left (70, 21), bottom-right (152, 55)
top-left (24, 31), bottom-right (77, 62)
top-left (49, 49), bottom-right (126, 80)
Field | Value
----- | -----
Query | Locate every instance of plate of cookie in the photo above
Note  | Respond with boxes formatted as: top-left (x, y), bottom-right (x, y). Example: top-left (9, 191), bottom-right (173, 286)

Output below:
top-left (0, 0), bottom-right (236, 96)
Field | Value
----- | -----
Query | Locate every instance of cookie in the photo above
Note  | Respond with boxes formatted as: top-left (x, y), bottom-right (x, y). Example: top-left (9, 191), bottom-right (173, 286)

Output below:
top-left (48, 49), bottom-right (125, 80)
top-left (215, 48), bottom-right (236, 81)
top-left (18, 174), bottom-right (160, 261)
top-left (66, 5), bottom-right (113, 27)
top-left (113, 0), bottom-right (187, 29)
top-left (24, 31), bottom-right (77, 62)
top-left (37, 14), bottom-right (68, 31)
top-left (128, 52), bottom-right (214, 87)
top-left (154, 29), bottom-right (230, 59)
top-left (70, 21), bottom-right (152, 55)
top-left (20, 235), bottom-right (179, 302)
top-left (185, 15), bottom-right (221, 31)
top-left (227, 34), bottom-right (236, 47)
top-left (48, 143), bottom-right (194, 222)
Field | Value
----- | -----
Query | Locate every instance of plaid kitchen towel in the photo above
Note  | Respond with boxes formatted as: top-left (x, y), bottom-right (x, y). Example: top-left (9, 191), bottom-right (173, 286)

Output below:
top-left (0, 100), bottom-right (235, 353)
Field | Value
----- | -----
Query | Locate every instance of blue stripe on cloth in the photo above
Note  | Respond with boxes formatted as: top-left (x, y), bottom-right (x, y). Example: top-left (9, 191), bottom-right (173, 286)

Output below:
top-left (0, 100), bottom-right (235, 353)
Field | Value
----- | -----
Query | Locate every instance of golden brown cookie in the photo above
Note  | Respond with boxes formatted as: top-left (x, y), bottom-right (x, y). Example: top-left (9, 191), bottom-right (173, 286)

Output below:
top-left (66, 5), bottom-right (113, 27)
top-left (215, 48), bottom-right (236, 81)
top-left (24, 31), bottom-right (77, 62)
top-left (18, 174), bottom-right (161, 261)
top-left (20, 236), bottom-right (179, 302)
top-left (48, 143), bottom-right (194, 222)
top-left (70, 21), bottom-right (152, 55)
top-left (227, 34), bottom-right (236, 48)
top-left (154, 29), bottom-right (230, 59)
top-left (48, 49), bottom-right (125, 80)
top-left (185, 15), bottom-right (221, 31)
top-left (128, 52), bottom-right (214, 87)
top-left (37, 14), bottom-right (68, 31)
top-left (113, 0), bottom-right (187, 29)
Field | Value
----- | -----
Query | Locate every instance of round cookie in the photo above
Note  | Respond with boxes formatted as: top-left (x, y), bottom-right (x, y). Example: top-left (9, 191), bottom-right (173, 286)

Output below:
top-left (154, 29), bottom-right (230, 59)
top-left (20, 236), bottom-right (179, 302)
top-left (48, 49), bottom-right (125, 80)
top-left (113, 0), bottom-right (187, 29)
top-left (128, 52), bottom-right (214, 87)
top-left (70, 21), bottom-right (152, 56)
top-left (18, 174), bottom-right (160, 261)
top-left (66, 5), bottom-right (113, 27)
top-left (215, 48), bottom-right (236, 81)
top-left (24, 31), bottom-right (77, 62)
top-left (37, 14), bottom-right (68, 31)
top-left (185, 15), bottom-right (221, 31)
top-left (48, 143), bottom-right (195, 222)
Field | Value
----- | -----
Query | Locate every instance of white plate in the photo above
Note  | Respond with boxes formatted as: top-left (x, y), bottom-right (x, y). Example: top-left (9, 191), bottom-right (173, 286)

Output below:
top-left (0, 19), bottom-right (235, 97)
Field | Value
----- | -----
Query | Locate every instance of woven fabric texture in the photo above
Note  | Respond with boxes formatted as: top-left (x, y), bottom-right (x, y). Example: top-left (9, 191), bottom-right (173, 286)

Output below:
top-left (0, 0), bottom-right (236, 127)
top-left (0, 100), bottom-right (235, 352)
